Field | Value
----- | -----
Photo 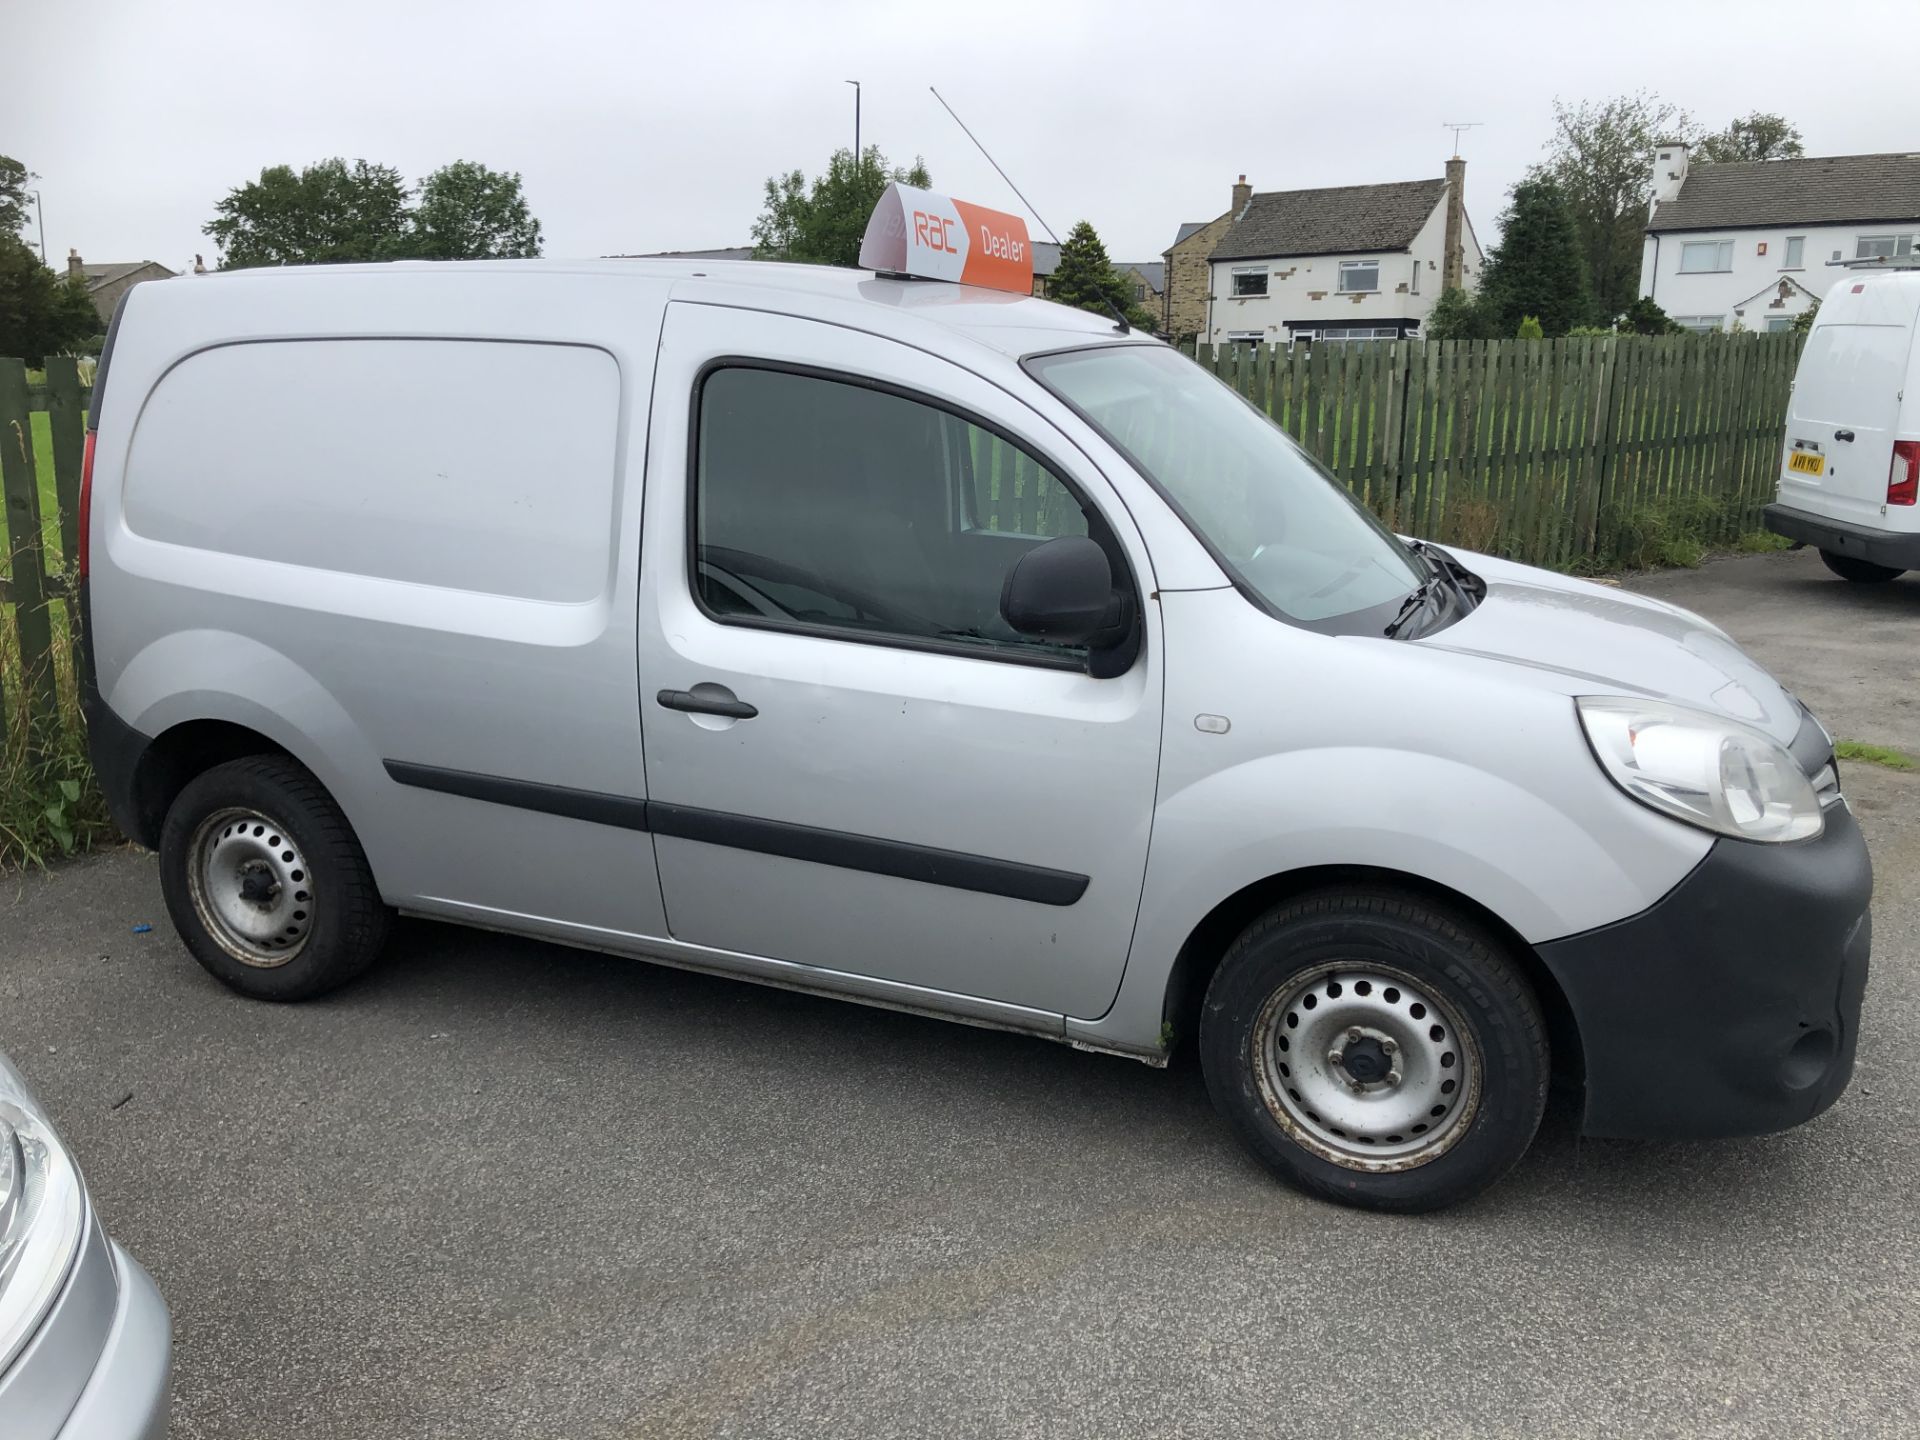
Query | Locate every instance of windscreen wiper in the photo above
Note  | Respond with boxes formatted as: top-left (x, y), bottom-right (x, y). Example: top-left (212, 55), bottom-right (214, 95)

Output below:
top-left (1384, 574), bottom-right (1445, 639)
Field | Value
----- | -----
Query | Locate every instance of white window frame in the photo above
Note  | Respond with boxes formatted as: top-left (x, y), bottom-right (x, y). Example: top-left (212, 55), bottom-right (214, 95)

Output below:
top-left (1231, 267), bottom-right (1269, 297)
top-left (1671, 314), bottom-right (1725, 333)
top-left (1317, 325), bottom-right (1401, 342)
top-left (1337, 259), bottom-right (1381, 293)
top-left (1225, 330), bottom-right (1263, 349)
top-left (1679, 240), bottom-right (1734, 273)
top-left (1763, 315), bottom-right (1796, 333)
top-left (1782, 236), bottom-right (1805, 270)
top-left (1856, 234), bottom-right (1917, 260)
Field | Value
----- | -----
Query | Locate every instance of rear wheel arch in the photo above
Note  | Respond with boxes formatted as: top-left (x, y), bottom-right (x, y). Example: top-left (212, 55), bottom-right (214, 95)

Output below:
top-left (1161, 864), bottom-right (1583, 1090)
top-left (124, 719), bottom-right (294, 849)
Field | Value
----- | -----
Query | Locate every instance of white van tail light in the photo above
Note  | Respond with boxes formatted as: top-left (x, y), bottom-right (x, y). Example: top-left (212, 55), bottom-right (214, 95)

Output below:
top-left (77, 430), bottom-right (96, 580)
top-left (1890, 440), bottom-right (1920, 507)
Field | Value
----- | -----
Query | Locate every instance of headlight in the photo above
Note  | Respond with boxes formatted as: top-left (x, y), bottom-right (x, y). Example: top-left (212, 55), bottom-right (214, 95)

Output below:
top-left (1577, 696), bottom-right (1823, 843)
top-left (0, 1060), bottom-right (86, 1374)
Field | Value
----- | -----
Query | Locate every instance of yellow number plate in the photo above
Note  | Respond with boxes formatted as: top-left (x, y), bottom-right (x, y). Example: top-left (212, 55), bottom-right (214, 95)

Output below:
top-left (1788, 451), bottom-right (1826, 476)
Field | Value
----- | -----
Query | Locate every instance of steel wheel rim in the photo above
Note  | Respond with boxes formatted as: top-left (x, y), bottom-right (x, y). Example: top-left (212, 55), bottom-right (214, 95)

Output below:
top-left (1251, 962), bottom-right (1481, 1171)
top-left (187, 807), bottom-right (315, 969)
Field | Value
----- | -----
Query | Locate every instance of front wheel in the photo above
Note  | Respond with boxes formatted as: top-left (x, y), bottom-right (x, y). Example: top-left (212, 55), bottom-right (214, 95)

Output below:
top-left (159, 755), bottom-right (392, 1001)
top-left (1819, 550), bottom-right (1904, 583)
top-left (1199, 889), bottom-right (1548, 1212)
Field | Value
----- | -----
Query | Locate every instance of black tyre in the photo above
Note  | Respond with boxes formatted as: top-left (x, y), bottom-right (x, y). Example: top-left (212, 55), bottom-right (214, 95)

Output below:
top-left (159, 755), bottom-right (392, 1001)
top-left (1819, 550), bottom-right (1904, 583)
top-left (1199, 888), bottom-right (1548, 1213)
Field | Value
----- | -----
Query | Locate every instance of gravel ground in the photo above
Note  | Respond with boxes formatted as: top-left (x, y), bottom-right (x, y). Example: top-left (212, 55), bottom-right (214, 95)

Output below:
top-left (3, 544), bottom-right (1916, 1438)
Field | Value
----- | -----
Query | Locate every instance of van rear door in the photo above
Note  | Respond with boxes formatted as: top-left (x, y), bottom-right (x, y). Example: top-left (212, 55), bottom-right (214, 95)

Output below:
top-left (1780, 282), bottom-right (1920, 528)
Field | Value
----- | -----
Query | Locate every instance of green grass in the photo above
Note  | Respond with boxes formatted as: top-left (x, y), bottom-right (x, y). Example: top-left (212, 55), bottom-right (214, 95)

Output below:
top-left (1735, 530), bottom-right (1792, 554)
top-left (1835, 741), bottom-right (1917, 773)
top-left (2, 409), bottom-right (100, 867)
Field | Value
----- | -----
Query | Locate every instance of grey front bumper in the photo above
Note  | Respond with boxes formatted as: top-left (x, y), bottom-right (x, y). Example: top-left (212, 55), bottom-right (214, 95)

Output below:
top-left (1, 1211), bottom-right (171, 1440)
top-left (1764, 503), bottom-right (1920, 570)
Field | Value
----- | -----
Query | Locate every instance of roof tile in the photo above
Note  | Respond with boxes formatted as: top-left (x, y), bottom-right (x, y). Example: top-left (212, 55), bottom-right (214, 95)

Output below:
top-left (1650, 152), bottom-right (1920, 233)
top-left (1211, 179), bottom-right (1445, 261)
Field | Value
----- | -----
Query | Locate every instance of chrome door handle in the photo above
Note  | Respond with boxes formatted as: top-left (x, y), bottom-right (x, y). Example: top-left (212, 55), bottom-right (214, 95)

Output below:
top-left (657, 687), bottom-right (758, 720)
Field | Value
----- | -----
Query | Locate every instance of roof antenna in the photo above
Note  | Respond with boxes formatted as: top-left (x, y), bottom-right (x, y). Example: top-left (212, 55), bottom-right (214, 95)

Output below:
top-left (1441, 121), bottom-right (1483, 157)
top-left (929, 86), bottom-right (1130, 333)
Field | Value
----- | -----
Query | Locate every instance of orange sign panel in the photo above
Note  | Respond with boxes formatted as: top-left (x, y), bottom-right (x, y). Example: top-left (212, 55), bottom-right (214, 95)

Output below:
top-left (859, 183), bottom-right (1034, 295)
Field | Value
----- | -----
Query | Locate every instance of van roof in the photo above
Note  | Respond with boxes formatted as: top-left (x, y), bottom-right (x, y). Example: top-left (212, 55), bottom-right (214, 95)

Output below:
top-left (182, 257), bottom-right (1141, 360)
top-left (1813, 269), bottom-right (1920, 330)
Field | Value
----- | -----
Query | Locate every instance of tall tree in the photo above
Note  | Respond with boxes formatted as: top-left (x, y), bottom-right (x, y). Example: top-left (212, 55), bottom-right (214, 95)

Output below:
top-left (399, 160), bottom-right (543, 259)
top-left (0, 243), bottom-right (100, 362)
top-left (0, 154), bottom-right (35, 238)
top-left (1047, 221), bottom-right (1154, 329)
top-left (204, 158), bottom-right (410, 268)
top-left (1531, 93), bottom-right (1694, 321)
top-left (752, 146), bottom-right (931, 268)
top-left (1476, 177), bottom-right (1594, 337)
top-left (1696, 112), bottom-right (1805, 165)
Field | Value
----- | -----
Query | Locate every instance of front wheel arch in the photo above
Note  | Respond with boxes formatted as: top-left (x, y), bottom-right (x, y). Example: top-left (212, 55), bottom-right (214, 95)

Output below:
top-left (1162, 865), bottom-right (1583, 1093)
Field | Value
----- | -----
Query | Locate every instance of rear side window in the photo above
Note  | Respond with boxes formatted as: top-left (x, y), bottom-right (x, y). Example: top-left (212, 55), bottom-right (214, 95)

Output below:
top-left (122, 339), bottom-right (619, 603)
top-left (692, 365), bottom-right (1097, 663)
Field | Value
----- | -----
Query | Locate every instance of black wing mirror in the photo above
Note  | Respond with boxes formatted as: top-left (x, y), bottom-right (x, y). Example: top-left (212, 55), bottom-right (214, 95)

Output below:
top-left (999, 535), bottom-right (1127, 648)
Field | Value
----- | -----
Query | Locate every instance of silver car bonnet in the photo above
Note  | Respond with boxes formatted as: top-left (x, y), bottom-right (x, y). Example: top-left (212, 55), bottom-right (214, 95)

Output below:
top-left (1413, 551), bottom-right (1801, 744)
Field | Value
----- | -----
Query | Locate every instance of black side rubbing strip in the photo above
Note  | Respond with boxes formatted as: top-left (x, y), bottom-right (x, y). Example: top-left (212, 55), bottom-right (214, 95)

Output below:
top-left (383, 761), bottom-right (651, 832)
top-left (381, 762), bottom-right (1089, 907)
top-left (645, 802), bottom-right (1089, 907)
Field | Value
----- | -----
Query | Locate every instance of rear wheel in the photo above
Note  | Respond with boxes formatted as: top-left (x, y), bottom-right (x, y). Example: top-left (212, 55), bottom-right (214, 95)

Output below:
top-left (1819, 550), bottom-right (1904, 583)
top-left (1199, 889), bottom-right (1548, 1212)
top-left (159, 755), bottom-right (391, 1000)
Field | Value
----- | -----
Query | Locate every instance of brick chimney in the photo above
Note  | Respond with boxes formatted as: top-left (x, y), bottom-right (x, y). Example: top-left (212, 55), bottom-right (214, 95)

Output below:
top-left (1442, 158), bottom-right (1466, 291)
top-left (1650, 140), bottom-right (1689, 212)
top-left (67, 248), bottom-right (83, 282)
top-left (1231, 174), bottom-right (1252, 217)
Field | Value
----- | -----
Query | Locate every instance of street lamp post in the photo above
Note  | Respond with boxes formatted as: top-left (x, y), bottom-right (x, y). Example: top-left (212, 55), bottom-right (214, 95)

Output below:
top-left (846, 80), bottom-right (860, 167)
top-left (30, 190), bottom-right (45, 264)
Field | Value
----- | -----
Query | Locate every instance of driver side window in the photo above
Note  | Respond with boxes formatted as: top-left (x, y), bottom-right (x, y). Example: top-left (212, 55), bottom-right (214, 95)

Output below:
top-left (692, 364), bottom-right (1100, 663)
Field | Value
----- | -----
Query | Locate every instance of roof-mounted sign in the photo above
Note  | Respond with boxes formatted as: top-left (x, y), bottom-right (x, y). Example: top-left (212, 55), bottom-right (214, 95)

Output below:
top-left (858, 183), bottom-right (1034, 296)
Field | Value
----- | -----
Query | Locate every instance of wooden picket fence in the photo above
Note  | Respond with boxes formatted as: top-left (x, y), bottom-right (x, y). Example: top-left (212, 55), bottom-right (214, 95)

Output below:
top-left (1, 356), bottom-right (89, 759)
top-left (1190, 331), bottom-right (1803, 568)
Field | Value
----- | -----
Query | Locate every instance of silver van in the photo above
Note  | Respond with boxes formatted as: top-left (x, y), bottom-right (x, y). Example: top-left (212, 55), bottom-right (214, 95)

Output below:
top-left (80, 256), bottom-right (1870, 1211)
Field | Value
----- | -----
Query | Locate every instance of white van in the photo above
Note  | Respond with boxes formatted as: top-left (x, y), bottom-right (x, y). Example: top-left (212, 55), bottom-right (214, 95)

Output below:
top-left (79, 206), bottom-right (1870, 1212)
top-left (1766, 268), bottom-right (1920, 580)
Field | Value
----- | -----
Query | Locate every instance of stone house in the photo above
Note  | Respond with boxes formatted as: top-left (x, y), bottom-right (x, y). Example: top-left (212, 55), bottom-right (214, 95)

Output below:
top-left (1161, 176), bottom-right (1251, 341)
top-left (1203, 161), bottom-right (1480, 347)
top-left (66, 251), bottom-right (177, 325)
top-left (1639, 148), bottom-right (1920, 333)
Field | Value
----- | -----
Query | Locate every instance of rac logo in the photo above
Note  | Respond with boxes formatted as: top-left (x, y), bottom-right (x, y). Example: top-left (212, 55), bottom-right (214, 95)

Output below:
top-left (913, 210), bottom-right (959, 255)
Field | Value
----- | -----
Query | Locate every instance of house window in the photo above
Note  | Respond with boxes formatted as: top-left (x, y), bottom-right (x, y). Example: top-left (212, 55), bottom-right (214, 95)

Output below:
top-left (1857, 234), bottom-right (1917, 260)
top-left (1764, 316), bottom-right (1796, 333)
top-left (1338, 260), bottom-right (1380, 293)
top-left (1317, 325), bottom-right (1401, 342)
top-left (1410, 260), bottom-right (1419, 295)
top-left (1226, 331), bottom-right (1263, 348)
top-left (1782, 236), bottom-right (1804, 269)
top-left (1134, 284), bottom-right (1146, 301)
top-left (1232, 268), bottom-right (1268, 297)
top-left (1679, 240), bottom-right (1734, 273)
top-left (1670, 315), bottom-right (1725, 333)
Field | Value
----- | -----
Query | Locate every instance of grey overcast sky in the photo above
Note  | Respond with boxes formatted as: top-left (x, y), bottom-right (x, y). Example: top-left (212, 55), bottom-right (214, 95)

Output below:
top-left (6, 0), bottom-right (1918, 271)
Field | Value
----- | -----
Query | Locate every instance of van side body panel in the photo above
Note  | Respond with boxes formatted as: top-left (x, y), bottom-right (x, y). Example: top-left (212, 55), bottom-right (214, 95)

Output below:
top-left (90, 270), bottom-right (674, 939)
top-left (1069, 587), bottom-right (1712, 1054)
